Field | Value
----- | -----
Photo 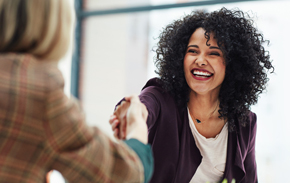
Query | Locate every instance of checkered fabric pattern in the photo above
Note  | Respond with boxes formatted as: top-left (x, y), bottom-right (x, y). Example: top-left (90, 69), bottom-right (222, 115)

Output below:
top-left (0, 53), bottom-right (144, 183)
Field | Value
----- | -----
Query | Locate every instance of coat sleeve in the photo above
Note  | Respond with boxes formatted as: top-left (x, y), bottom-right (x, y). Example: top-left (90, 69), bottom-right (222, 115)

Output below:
top-left (243, 113), bottom-right (258, 183)
top-left (43, 69), bottom-right (146, 183)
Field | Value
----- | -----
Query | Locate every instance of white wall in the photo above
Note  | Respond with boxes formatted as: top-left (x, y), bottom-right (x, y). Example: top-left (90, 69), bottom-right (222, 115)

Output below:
top-left (80, 0), bottom-right (150, 137)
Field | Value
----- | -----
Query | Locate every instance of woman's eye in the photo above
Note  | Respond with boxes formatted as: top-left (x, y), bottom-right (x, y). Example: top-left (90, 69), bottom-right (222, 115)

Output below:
top-left (210, 52), bottom-right (220, 56)
top-left (188, 50), bottom-right (197, 53)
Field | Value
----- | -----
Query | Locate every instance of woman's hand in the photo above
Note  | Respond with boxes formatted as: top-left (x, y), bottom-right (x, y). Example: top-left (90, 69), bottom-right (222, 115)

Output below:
top-left (109, 95), bottom-right (148, 144)
top-left (109, 100), bottom-right (130, 140)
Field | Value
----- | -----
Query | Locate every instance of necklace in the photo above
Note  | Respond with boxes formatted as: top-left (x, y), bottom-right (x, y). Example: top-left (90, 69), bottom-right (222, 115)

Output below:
top-left (189, 101), bottom-right (219, 124)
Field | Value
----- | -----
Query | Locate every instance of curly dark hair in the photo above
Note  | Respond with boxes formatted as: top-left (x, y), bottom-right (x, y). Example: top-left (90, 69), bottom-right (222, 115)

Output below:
top-left (154, 7), bottom-right (274, 132)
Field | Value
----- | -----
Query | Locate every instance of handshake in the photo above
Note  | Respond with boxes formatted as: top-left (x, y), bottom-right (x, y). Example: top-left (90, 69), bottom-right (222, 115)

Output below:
top-left (109, 95), bottom-right (149, 144)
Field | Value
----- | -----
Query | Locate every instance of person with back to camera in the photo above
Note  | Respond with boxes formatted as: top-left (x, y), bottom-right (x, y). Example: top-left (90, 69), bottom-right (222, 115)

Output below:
top-left (110, 7), bottom-right (274, 183)
top-left (0, 0), bottom-right (153, 182)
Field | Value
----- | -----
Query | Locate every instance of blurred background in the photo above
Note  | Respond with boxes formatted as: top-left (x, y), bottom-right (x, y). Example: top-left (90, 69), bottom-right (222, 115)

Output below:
top-left (56, 0), bottom-right (290, 182)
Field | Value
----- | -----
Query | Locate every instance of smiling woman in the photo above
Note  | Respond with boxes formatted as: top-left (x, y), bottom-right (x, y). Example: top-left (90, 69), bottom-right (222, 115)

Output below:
top-left (111, 7), bottom-right (274, 183)
top-left (184, 27), bottom-right (226, 97)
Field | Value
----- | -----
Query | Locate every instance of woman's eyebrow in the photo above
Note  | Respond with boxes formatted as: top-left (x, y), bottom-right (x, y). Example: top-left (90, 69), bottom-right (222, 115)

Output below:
top-left (187, 45), bottom-right (198, 48)
top-left (209, 46), bottom-right (221, 50)
top-left (187, 45), bottom-right (220, 50)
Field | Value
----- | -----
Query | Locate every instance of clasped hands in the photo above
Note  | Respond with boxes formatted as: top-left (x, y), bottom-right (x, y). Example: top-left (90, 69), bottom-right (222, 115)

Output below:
top-left (109, 95), bottom-right (148, 144)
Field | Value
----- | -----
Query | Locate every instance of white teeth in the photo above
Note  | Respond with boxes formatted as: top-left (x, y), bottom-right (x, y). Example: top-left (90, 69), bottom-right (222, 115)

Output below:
top-left (193, 70), bottom-right (211, 76)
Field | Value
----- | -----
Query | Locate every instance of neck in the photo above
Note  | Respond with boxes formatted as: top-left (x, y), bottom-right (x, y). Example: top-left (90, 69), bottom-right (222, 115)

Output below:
top-left (187, 91), bottom-right (220, 122)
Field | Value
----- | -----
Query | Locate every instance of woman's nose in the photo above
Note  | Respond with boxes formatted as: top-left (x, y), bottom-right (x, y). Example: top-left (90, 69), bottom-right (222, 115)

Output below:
top-left (195, 54), bottom-right (207, 66)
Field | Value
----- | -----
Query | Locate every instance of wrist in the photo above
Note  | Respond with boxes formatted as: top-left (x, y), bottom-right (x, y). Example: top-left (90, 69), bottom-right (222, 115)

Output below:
top-left (127, 124), bottom-right (148, 144)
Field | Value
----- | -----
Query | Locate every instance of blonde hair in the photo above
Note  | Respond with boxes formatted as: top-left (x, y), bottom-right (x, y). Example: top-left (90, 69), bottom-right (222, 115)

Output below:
top-left (0, 0), bottom-right (73, 61)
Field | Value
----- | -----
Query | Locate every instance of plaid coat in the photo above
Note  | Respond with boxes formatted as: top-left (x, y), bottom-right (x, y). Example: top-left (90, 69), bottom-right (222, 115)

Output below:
top-left (0, 53), bottom-right (144, 183)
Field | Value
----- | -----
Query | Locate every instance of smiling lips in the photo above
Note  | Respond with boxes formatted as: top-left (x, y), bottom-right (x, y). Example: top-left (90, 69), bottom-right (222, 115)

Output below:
top-left (191, 69), bottom-right (213, 80)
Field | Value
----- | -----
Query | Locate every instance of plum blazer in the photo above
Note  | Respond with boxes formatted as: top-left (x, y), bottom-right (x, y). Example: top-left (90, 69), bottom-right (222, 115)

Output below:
top-left (139, 78), bottom-right (257, 183)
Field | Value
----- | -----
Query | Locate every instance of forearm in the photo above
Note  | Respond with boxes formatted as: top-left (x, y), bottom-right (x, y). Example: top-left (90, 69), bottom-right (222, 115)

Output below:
top-left (46, 92), bottom-right (146, 182)
top-left (49, 127), bottom-right (146, 183)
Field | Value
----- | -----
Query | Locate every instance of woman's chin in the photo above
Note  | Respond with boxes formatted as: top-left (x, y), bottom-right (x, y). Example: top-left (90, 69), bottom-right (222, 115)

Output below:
top-left (190, 86), bottom-right (221, 96)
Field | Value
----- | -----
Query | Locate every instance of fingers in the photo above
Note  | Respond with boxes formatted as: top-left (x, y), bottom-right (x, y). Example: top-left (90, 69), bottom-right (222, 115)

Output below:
top-left (125, 95), bottom-right (148, 121)
top-left (116, 101), bottom-right (130, 139)
top-left (110, 115), bottom-right (121, 139)
top-left (113, 128), bottom-right (119, 139)
top-left (119, 114), bottom-right (127, 139)
top-left (123, 95), bottom-right (148, 144)
top-left (109, 115), bottom-right (116, 124)
top-left (111, 119), bottom-right (119, 131)
top-left (124, 95), bottom-right (140, 104)
top-left (114, 101), bottom-right (130, 119)
top-left (111, 95), bottom-right (144, 140)
top-left (109, 115), bottom-right (120, 133)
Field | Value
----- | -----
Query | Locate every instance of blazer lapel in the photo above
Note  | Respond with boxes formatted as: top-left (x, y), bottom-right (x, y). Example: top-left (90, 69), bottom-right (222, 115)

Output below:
top-left (222, 130), bottom-right (245, 183)
top-left (234, 136), bottom-right (245, 182)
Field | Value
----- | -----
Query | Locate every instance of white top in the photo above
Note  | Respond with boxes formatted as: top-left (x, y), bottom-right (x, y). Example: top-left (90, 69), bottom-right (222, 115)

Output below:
top-left (187, 108), bottom-right (228, 183)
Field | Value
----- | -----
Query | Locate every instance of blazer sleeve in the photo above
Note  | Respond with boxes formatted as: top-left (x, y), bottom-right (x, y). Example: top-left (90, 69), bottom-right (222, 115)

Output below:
top-left (43, 70), bottom-right (147, 183)
top-left (139, 86), bottom-right (161, 132)
top-left (243, 112), bottom-right (258, 183)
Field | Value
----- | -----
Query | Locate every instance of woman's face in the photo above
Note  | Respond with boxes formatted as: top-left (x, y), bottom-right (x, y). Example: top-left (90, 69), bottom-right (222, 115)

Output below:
top-left (183, 27), bottom-right (226, 96)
